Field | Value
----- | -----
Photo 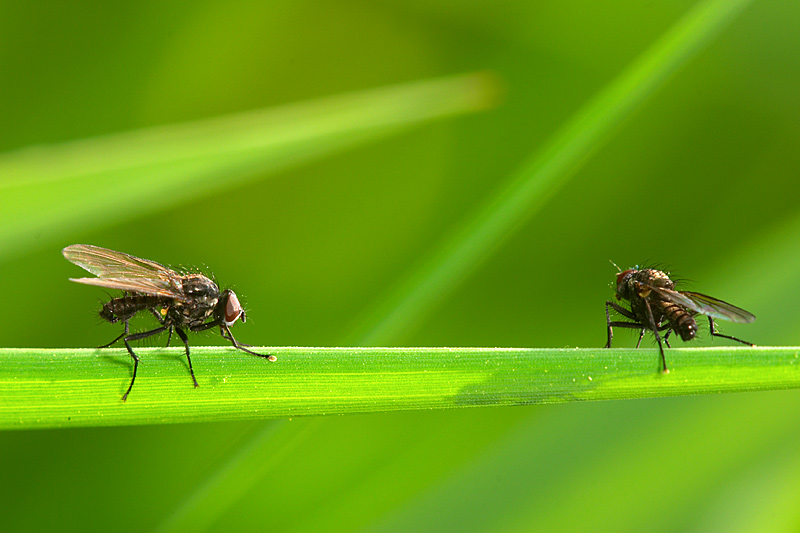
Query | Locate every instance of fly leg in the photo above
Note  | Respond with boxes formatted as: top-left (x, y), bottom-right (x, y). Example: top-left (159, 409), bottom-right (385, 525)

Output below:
top-left (636, 329), bottom-right (646, 348)
top-left (99, 320), bottom-right (129, 348)
top-left (148, 309), bottom-right (173, 347)
top-left (708, 317), bottom-right (755, 346)
top-left (121, 326), bottom-right (168, 401)
top-left (643, 299), bottom-right (668, 374)
top-left (173, 327), bottom-right (198, 388)
top-left (190, 319), bottom-right (276, 360)
top-left (605, 301), bottom-right (640, 348)
top-left (98, 321), bottom-right (140, 401)
top-left (219, 324), bottom-right (276, 361)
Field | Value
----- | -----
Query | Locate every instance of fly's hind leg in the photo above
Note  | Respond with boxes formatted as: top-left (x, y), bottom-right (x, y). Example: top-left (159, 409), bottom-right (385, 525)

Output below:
top-left (100, 320), bottom-right (129, 349)
top-left (708, 317), bottom-right (755, 346)
top-left (97, 320), bottom-right (138, 401)
top-left (663, 330), bottom-right (671, 349)
top-left (120, 325), bottom-right (168, 401)
top-left (605, 301), bottom-right (640, 348)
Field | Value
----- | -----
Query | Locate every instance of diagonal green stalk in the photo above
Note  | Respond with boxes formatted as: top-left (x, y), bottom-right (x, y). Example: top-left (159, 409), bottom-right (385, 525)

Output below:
top-left (2, 346), bottom-right (797, 430)
top-left (348, 0), bottom-right (755, 346)
top-left (156, 418), bottom-right (323, 533)
top-left (0, 72), bottom-right (496, 261)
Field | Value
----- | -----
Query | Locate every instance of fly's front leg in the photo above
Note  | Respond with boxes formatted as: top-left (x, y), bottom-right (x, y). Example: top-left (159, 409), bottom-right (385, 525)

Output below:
top-left (190, 319), bottom-right (276, 360)
top-left (219, 324), bottom-right (276, 361)
top-left (606, 300), bottom-right (639, 348)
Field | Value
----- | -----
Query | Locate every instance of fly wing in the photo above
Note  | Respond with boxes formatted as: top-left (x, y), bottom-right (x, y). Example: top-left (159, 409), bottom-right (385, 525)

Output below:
top-left (63, 244), bottom-right (185, 299)
top-left (647, 284), bottom-right (755, 323)
top-left (69, 276), bottom-right (188, 300)
top-left (645, 285), bottom-right (704, 310)
top-left (63, 244), bottom-right (173, 278)
top-left (679, 291), bottom-right (756, 323)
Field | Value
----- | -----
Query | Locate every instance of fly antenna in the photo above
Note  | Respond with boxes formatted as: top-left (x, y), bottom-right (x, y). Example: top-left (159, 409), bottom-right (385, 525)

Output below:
top-left (609, 260), bottom-right (622, 272)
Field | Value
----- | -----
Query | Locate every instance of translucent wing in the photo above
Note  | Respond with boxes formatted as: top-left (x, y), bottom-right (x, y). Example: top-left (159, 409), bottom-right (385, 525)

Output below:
top-left (67, 276), bottom-right (188, 300)
top-left (63, 244), bottom-right (173, 278)
top-left (63, 244), bottom-right (186, 299)
top-left (678, 291), bottom-right (756, 323)
top-left (647, 285), bottom-right (755, 323)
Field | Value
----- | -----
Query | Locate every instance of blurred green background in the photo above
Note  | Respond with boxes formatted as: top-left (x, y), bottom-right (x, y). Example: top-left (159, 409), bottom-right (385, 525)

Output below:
top-left (3, 0), bottom-right (800, 530)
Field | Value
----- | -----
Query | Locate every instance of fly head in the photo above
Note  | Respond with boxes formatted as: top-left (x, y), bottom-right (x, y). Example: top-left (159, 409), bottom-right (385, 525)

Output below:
top-left (217, 289), bottom-right (246, 327)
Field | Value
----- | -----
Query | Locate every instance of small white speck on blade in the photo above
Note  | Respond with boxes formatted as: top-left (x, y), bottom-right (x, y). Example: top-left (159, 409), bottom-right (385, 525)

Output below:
top-left (588, 376), bottom-right (593, 381)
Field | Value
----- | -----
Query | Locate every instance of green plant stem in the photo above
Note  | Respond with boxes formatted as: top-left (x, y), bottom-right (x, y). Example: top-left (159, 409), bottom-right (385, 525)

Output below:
top-left (2, 346), bottom-right (798, 430)
top-left (347, 0), bottom-right (754, 346)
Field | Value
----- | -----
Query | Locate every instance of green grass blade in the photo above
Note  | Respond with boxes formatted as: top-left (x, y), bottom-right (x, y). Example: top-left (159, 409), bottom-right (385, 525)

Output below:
top-left (2, 346), bottom-right (797, 430)
top-left (0, 72), bottom-right (496, 261)
top-left (348, 0), bottom-right (755, 345)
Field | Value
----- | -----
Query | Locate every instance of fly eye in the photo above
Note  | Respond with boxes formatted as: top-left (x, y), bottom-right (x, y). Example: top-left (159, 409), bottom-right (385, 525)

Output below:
top-left (616, 269), bottom-right (634, 286)
top-left (224, 291), bottom-right (244, 326)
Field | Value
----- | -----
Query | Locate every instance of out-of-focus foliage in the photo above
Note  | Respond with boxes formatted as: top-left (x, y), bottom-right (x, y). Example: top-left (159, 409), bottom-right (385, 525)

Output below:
top-left (2, 0), bottom-right (800, 531)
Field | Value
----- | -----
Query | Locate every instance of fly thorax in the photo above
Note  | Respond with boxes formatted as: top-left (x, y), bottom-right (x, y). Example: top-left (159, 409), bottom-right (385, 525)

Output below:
top-left (643, 269), bottom-right (674, 289)
top-left (182, 274), bottom-right (219, 296)
top-left (175, 273), bottom-right (221, 327)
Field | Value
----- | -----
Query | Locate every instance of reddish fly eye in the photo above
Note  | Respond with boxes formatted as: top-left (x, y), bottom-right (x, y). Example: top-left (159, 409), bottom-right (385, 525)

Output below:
top-left (616, 269), bottom-right (634, 286)
top-left (224, 291), bottom-right (244, 326)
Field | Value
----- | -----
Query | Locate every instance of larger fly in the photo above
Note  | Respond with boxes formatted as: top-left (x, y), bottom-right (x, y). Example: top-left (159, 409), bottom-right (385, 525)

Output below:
top-left (63, 244), bottom-right (275, 400)
top-left (604, 266), bottom-right (755, 373)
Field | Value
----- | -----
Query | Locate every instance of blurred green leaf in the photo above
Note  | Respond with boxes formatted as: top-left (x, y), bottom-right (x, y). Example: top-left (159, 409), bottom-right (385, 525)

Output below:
top-left (347, 0), bottom-right (754, 346)
top-left (0, 72), bottom-right (496, 261)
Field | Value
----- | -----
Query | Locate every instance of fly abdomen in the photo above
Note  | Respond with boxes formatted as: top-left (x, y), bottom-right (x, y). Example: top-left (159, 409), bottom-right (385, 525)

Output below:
top-left (100, 295), bottom-right (166, 323)
top-left (663, 302), bottom-right (697, 341)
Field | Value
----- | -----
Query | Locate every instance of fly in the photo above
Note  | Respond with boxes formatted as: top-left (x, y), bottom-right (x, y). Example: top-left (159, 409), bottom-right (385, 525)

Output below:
top-left (604, 266), bottom-right (755, 373)
top-left (63, 244), bottom-right (276, 400)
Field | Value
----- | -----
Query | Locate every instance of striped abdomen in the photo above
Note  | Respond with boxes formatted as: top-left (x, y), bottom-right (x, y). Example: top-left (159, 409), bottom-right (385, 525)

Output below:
top-left (662, 302), bottom-right (697, 341)
top-left (100, 295), bottom-right (167, 323)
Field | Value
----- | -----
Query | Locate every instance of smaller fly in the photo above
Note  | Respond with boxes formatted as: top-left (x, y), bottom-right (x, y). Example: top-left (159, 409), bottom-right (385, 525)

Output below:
top-left (63, 244), bottom-right (276, 400)
top-left (605, 266), bottom-right (755, 373)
